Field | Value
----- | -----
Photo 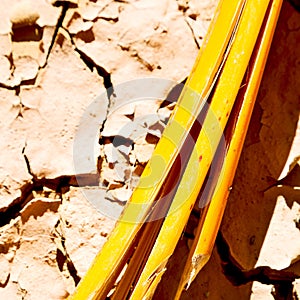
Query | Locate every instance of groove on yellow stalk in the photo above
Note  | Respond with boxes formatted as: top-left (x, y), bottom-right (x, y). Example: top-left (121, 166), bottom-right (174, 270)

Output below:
top-left (69, 0), bottom-right (245, 299)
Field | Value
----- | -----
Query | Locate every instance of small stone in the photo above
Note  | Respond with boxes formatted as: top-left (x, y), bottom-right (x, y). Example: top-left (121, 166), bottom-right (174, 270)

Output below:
top-left (106, 186), bottom-right (132, 203)
top-left (133, 137), bottom-right (156, 164)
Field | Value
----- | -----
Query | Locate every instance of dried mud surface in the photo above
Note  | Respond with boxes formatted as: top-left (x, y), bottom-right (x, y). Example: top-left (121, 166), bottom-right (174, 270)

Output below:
top-left (0, 0), bottom-right (299, 299)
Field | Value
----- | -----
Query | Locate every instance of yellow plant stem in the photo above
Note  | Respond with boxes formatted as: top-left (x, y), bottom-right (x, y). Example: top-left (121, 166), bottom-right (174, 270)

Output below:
top-left (175, 0), bottom-right (283, 298)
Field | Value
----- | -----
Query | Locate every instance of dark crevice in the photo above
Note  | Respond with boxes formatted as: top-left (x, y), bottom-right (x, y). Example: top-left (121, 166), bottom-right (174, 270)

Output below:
top-left (62, 27), bottom-right (115, 100)
top-left (0, 181), bottom-right (35, 223)
top-left (0, 274), bottom-right (10, 288)
top-left (61, 27), bottom-right (115, 141)
top-left (177, 1), bottom-right (189, 13)
top-left (98, 16), bottom-right (119, 23)
top-left (40, 2), bottom-right (71, 69)
top-left (184, 18), bottom-right (201, 49)
top-left (56, 248), bottom-right (66, 271)
top-left (0, 75), bottom-right (38, 92)
top-left (5, 52), bottom-right (15, 74)
top-left (63, 28), bottom-right (117, 155)
top-left (11, 25), bottom-right (43, 42)
top-left (0, 82), bottom-right (18, 90)
top-left (53, 219), bottom-right (81, 286)
top-left (176, 0), bottom-right (201, 49)
top-left (22, 142), bottom-right (34, 177)
top-left (131, 50), bottom-right (155, 71)
top-left (104, 193), bottom-right (126, 206)
top-left (0, 26), bottom-right (40, 92)
top-left (73, 44), bottom-right (115, 139)
top-left (66, 257), bottom-right (81, 286)
top-left (75, 46), bottom-right (114, 98)
top-left (0, 171), bottom-right (99, 227)
top-left (216, 231), bottom-right (300, 289)
top-left (114, 0), bottom-right (130, 3)
top-left (287, 0), bottom-right (300, 12)
top-left (294, 218), bottom-right (300, 230)
top-left (0, 41), bottom-right (41, 97)
top-left (272, 282), bottom-right (298, 300)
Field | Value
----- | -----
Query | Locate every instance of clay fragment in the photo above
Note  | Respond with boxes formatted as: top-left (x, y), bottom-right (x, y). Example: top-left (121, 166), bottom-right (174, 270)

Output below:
top-left (10, 1), bottom-right (40, 29)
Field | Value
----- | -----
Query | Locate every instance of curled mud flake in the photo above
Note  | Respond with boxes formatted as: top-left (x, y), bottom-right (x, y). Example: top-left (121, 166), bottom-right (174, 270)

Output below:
top-left (101, 114), bottom-right (133, 137)
top-left (103, 141), bottom-right (131, 166)
top-left (100, 157), bottom-right (130, 187)
top-left (98, 2), bottom-right (120, 23)
top-left (148, 120), bottom-right (165, 135)
top-left (157, 106), bottom-right (173, 124)
top-left (105, 186), bottom-right (132, 204)
top-left (133, 137), bottom-right (156, 164)
top-left (9, 1), bottom-right (40, 29)
top-left (20, 86), bottom-right (42, 110)
top-left (20, 198), bottom-right (61, 224)
top-left (65, 11), bottom-right (94, 35)
top-left (13, 55), bottom-right (39, 83)
top-left (77, 0), bottom-right (110, 22)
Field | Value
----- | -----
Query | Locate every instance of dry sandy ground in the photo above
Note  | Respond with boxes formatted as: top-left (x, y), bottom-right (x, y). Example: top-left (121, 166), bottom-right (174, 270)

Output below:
top-left (0, 0), bottom-right (299, 299)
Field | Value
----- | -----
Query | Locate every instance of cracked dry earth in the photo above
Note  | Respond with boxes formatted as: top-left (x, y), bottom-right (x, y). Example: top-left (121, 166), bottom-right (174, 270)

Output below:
top-left (0, 0), bottom-right (299, 299)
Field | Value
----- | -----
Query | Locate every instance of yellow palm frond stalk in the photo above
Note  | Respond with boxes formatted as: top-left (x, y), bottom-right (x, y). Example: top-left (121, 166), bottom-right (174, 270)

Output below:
top-left (175, 0), bottom-right (283, 298)
top-left (69, 0), bottom-right (282, 299)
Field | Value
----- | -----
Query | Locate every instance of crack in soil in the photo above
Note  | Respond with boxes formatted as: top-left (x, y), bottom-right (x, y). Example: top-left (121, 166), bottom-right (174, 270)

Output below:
top-left (117, 43), bottom-right (156, 71)
top-left (0, 74), bottom-right (39, 93)
top-left (52, 218), bottom-right (81, 286)
top-left (184, 18), bottom-right (201, 49)
top-left (216, 231), bottom-right (300, 296)
top-left (62, 27), bottom-right (115, 99)
top-left (0, 172), bottom-right (99, 227)
top-left (176, 1), bottom-right (201, 50)
top-left (22, 142), bottom-right (34, 177)
top-left (0, 274), bottom-right (10, 288)
top-left (0, 2), bottom-right (83, 100)
top-left (0, 1), bottom-right (117, 229)
top-left (61, 27), bottom-right (115, 144)
top-left (40, 1), bottom-right (71, 69)
top-left (0, 144), bottom-right (99, 226)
